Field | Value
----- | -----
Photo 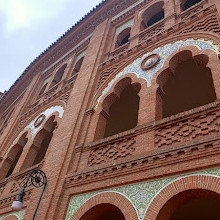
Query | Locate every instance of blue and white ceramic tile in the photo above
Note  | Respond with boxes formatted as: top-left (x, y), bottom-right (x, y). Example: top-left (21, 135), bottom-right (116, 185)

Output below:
top-left (96, 39), bottom-right (219, 108)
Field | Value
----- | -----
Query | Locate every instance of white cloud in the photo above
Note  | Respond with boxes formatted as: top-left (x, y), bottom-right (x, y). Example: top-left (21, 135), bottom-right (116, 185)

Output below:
top-left (0, 0), bottom-right (70, 32)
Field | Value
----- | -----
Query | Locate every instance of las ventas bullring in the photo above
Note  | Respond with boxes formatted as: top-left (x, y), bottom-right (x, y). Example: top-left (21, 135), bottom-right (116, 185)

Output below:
top-left (1, 0), bottom-right (220, 219)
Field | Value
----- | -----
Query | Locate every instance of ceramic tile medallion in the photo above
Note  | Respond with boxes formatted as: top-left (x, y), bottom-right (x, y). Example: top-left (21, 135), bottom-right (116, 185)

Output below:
top-left (10, 106), bottom-right (64, 147)
top-left (96, 38), bottom-right (220, 108)
top-left (65, 167), bottom-right (220, 220)
top-left (0, 209), bottom-right (26, 220)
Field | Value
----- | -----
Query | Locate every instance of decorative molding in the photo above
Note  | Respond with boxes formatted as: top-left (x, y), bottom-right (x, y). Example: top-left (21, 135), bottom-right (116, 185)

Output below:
top-left (96, 38), bottom-right (219, 108)
top-left (88, 137), bottom-right (136, 167)
top-left (155, 109), bottom-right (220, 148)
top-left (0, 209), bottom-right (26, 220)
top-left (42, 34), bottom-right (92, 75)
top-left (65, 167), bottom-right (220, 220)
top-left (112, 0), bottom-right (148, 22)
top-left (116, 19), bottom-right (134, 35)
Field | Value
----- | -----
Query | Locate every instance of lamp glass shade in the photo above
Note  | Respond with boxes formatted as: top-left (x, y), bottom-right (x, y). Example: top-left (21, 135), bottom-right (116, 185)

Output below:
top-left (11, 200), bottom-right (23, 211)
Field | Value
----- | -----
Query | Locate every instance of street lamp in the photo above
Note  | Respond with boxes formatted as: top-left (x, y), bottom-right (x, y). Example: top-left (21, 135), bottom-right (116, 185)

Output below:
top-left (12, 169), bottom-right (47, 220)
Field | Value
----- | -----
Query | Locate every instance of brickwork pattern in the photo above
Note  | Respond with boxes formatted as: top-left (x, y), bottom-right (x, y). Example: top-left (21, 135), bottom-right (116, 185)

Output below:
top-left (155, 109), bottom-right (220, 148)
top-left (88, 137), bottom-right (135, 167)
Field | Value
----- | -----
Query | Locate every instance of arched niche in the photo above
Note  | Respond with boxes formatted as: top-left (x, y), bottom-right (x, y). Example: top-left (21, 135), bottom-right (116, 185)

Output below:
top-left (72, 57), bottom-right (84, 75)
top-left (115, 27), bottom-right (131, 49)
top-left (0, 132), bottom-right (28, 180)
top-left (156, 50), bottom-right (216, 119)
top-left (140, 1), bottom-right (164, 31)
top-left (180, 0), bottom-right (202, 11)
top-left (94, 76), bottom-right (141, 141)
top-left (19, 115), bottom-right (57, 170)
top-left (49, 63), bottom-right (67, 88)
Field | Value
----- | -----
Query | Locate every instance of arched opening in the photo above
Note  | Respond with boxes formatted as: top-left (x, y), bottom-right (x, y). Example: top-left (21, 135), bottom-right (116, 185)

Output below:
top-left (0, 132), bottom-right (28, 180)
top-left (156, 52), bottom-right (216, 118)
top-left (20, 116), bottom-right (57, 170)
top-left (141, 1), bottom-right (164, 31)
top-left (180, 0), bottom-right (202, 11)
top-left (156, 189), bottom-right (220, 220)
top-left (72, 57), bottom-right (84, 75)
top-left (38, 83), bottom-right (48, 96)
top-left (49, 63), bottom-right (67, 88)
top-left (104, 83), bottom-right (140, 138)
top-left (32, 116), bottom-right (57, 165)
top-left (115, 28), bottom-right (131, 49)
top-left (80, 203), bottom-right (125, 220)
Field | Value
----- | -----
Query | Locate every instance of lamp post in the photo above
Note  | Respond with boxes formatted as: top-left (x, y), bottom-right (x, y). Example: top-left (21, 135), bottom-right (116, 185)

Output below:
top-left (12, 169), bottom-right (47, 220)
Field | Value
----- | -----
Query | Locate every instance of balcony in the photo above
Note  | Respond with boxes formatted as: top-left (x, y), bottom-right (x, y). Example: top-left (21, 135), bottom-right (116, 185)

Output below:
top-left (66, 100), bottom-right (220, 187)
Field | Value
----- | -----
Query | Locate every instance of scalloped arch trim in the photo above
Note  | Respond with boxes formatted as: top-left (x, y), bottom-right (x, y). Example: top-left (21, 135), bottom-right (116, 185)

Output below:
top-left (96, 38), bottom-right (220, 108)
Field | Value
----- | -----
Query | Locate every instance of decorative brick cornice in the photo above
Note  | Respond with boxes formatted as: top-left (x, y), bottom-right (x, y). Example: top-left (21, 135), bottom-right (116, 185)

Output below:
top-left (65, 135), bottom-right (220, 188)
top-left (0, 0), bottom-right (141, 112)
top-left (66, 100), bottom-right (220, 187)
top-left (99, 3), bottom-right (218, 72)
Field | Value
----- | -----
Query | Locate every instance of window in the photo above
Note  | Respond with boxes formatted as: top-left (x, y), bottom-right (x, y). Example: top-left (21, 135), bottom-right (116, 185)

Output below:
top-left (49, 64), bottom-right (67, 88)
top-left (140, 1), bottom-right (164, 31)
top-left (156, 51), bottom-right (216, 118)
top-left (181, 0), bottom-right (202, 11)
top-left (104, 84), bottom-right (140, 137)
top-left (72, 57), bottom-right (84, 75)
top-left (38, 76), bottom-right (51, 97)
top-left (94, 78), bottom-right (141, 140)
top-left (0, 132), bottom-right (28, 180)
top-left (115, 28), bottom-right (131, 49)
top-left (20, 116), bottom-right (57, 171)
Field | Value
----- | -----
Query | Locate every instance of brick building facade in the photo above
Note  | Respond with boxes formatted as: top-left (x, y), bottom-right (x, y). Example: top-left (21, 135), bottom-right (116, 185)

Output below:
top-left (0, 0), bottom-right (220, 219)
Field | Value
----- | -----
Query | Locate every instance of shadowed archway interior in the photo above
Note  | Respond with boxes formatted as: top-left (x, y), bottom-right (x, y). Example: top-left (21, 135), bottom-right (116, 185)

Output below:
top-left (104, 84), bottom-right (140, 138)
top-left (156, 189), bottom-right (220, 220)
top-left (160, 57), bottom-right (216, 118)
top-left (80, 203), bottom-right (125, 220)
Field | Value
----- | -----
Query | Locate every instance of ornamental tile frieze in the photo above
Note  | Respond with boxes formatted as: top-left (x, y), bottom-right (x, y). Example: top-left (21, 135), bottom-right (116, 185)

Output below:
top-left (96, 38), bottom-right (220, 108)
top-left (0, 209), bottom-right (25, 220)
top-left (66, 167), bottom-right (220, 220)
top-left (11, 106), bottom-right (64, 146)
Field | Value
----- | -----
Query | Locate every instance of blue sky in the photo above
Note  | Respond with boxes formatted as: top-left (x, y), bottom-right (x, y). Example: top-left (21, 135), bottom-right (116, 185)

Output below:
top-left (0, 0), bottom-right (103, 92)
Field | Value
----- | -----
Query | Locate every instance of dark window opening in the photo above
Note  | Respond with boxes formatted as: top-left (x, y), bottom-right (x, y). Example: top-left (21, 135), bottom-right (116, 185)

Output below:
top-left (32, 119), bottom-right (57, 165)
top-left (80, 203), bottom-right (125, 220)
top-left (104, 85), bottom-right (140, 138)
top-left (49, 64), bottom-right (67, 88)
top-left (157, 189), bottom-right (220, 220)
top-left (119, 33), bottom-right (130, 46)
top-left (38, 83), bottom-right (48, 96)
top-left (182, 0), bottom-right (202, 11)
top-left (72, 57), bottom-right (84, 75)
top-left (5, 147), bottom-right (23, 178)
top-left (147, 10), bottom-right (164, 27)
top-left (160, 58), bottom-right (216, 118)
top-left (4, 133), bottom-right (28, 178)
top-left (140, 2), bottom-right (164, 31)
top-left (115, 28), bottom-right (131, 49)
